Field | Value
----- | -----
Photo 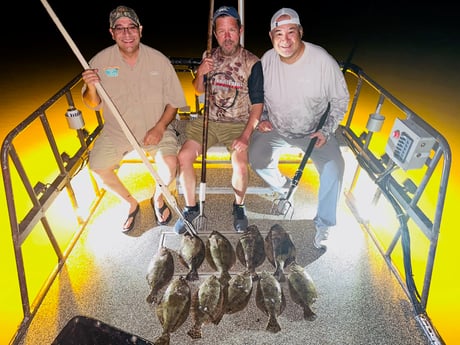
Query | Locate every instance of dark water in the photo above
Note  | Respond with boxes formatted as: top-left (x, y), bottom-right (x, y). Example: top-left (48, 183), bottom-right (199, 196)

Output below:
top-left (2, 1), bottom-right (459, 344)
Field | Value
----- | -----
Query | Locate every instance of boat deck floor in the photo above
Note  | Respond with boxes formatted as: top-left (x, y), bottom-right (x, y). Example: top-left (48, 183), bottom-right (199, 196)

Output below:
top-left (18, 155), bottom-right (430, 345)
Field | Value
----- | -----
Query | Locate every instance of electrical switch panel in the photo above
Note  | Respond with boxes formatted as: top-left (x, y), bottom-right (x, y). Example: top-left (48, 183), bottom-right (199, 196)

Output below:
top-left (385, 118), bottom-right (435, 170)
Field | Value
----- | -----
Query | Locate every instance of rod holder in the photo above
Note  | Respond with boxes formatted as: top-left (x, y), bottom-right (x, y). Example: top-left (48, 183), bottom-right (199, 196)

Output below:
top-left (65, 107), bottom-right (85, 130)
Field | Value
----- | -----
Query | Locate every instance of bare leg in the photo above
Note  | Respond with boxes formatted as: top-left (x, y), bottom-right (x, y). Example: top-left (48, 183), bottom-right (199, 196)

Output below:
top-left (177, 140), bottom-right (202, 207)
top-left (92, 166), bottom-right (138, 228)
top-left (152, 153), bottom-right (177, 222)
top-left (93, 166), bottom-right (138, 210)
top-left (231, 149), bottom-right (249, 205)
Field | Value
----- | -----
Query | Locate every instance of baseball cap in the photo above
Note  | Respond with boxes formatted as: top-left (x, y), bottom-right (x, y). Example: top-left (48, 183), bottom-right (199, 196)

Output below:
top-left (109, 5), bottom-right (141, 28)
top-left (270, 8), bottom-right (301, 31)
top-left (213, 6), bottom-right (241, 24)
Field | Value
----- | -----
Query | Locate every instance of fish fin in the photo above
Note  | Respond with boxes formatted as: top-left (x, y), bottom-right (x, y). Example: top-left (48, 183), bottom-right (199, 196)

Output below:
top-left (146, 291), bottom-right (157, 304)
top-left (281, 290), bottom-right (287, 313)
top-left (212, 307), bottom-right (226, 325)
top-left (303, 306), bottom-right (317, 321)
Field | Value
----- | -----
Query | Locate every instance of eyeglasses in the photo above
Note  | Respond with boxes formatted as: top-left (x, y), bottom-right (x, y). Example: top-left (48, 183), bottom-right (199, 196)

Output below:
top-left (112, 25), bottom-right (139, 34)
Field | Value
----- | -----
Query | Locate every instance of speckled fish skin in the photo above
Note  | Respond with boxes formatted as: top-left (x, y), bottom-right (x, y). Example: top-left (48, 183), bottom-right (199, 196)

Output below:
top-left (146, 246), bottom-right (174, 304)
top-left (225, 270), bottom-right (253, 315)
top-left (178, 233), bottom-right (205, 281)
top-left (205, 230), bottom-right (236, 285)
top-left (236, 224), bottom-right (266, 281)
top-left (187, 274), bottom-right (226, 339)
top-left (287, 262), bottom-right (318, 321)
top-left (255, 270), bottom-right (286, 333)
top-left (154, 276), bottom-right (191, 345)
top-left (264, 223), bottom-right (296, 282)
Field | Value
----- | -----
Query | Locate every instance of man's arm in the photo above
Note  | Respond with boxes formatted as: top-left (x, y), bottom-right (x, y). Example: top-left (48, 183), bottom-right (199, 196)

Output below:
top-left (242, 61), bottom-right (264, 139)
top-left (143, 104), bottom-right (177, 146)
top-left (233, 61), bottom-right (264, 147)
top-left (240, 103), bottom-right (264, 142)
top-left (192, 55), bottom-right (213, 95)
top-left (81, 69), bottom-right (102, 108)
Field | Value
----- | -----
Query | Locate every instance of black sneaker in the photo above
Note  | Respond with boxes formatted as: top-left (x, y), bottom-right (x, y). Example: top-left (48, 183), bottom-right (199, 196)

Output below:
top-left (174, 205), bottom-right (199, 234)
top-left (233, 203), bottom-right (248, 233)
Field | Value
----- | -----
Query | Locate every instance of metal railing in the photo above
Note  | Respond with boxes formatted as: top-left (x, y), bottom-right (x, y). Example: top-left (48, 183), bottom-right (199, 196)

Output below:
top-left (2, 60), bottom-right (449, 345)
top-left (339, 63), bottom-right (449, 344)
top-left (2, 73), bottom-right (104, 344)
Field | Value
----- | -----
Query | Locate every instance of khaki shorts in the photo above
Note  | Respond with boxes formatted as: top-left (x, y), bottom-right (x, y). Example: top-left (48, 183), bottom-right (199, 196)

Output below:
top-left (89, 128), bottom-right (179, 170)
top-left (185, 119), bottom-right (246, 151)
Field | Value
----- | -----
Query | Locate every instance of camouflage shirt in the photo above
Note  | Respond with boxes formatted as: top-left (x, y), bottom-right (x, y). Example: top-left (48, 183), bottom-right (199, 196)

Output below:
top-left (206, 46), bottom-right (263, 123)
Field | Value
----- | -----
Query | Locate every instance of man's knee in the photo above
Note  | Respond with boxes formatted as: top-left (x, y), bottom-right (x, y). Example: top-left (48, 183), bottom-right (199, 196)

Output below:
top-left (232, 160), bottom-right (249, 177)
top-left (249, 149), bottom-right (270, 170)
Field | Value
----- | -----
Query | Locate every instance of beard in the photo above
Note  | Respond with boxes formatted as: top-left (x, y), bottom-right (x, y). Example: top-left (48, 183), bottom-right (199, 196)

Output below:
top-left (220, 39), bottom-right (239, 56)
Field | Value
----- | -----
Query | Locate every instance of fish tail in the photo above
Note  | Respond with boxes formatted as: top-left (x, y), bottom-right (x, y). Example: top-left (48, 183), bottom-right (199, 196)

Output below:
top-left (274, 267), bottom-right (285, 282)
top-left (219, 271), bottom-right (232, 285)
top-left (186, 269), bottom-right (199, 281)
top-left (187, 324), bottom-right (202, 339)
top-left (266, 314), bottom-right (281, 333)
top-left (153, 332), bottom-right (170, 345)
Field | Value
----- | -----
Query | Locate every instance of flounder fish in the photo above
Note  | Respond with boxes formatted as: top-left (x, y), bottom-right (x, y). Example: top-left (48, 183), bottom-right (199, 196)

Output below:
top-left (178, 233), bottom-right (205, 281)
top-left (255, 270), bottom-right (286, 333)
top-left (146, 246), bottom-right (174, 304)
top-left (187, 274), bottom-right (226, 339)
top-left (236, 224), bottom-right (266, 281)
top-left (264, 223), bottom-right (296, 282)
top-left (154, 276), bottom-right (191, 345)
top-left (225, 270), bottom-right (253, 315)
top-left (205, 230), bottom-right (236, 285)
top-left (287, 262), bottom-right (318, 321)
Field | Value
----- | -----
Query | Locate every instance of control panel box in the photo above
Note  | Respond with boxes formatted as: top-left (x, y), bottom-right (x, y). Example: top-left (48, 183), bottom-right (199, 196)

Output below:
top-left (385, 118), bottom-right (435, 170)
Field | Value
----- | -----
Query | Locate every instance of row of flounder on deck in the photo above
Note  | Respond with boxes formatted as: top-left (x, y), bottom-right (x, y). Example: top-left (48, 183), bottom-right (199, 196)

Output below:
top-left (145, 224), bottom-right (318, 345)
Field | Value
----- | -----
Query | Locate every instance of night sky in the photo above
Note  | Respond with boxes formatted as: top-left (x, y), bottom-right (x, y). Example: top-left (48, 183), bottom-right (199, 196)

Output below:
top-left (13, 1), bottom-right (459, 64)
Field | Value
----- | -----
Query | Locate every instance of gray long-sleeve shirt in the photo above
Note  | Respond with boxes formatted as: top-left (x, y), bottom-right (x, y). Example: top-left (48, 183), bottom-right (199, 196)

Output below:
top-left (261, 41), bottom-right (349, 139)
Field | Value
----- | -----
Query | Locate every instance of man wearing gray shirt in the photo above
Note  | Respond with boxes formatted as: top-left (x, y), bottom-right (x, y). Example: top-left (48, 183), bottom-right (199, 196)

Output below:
top-left (249, 8), bottom-right (349, 249)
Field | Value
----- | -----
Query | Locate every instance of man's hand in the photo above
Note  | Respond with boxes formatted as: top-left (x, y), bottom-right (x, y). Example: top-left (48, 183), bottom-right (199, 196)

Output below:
top-left (310, 131), bottom-right (327, 148)
top-left (256, 120), bottom-right (273, 132)
top-left (197, 57), bottom-right (214, 76)
top-left (143, 126), bottom-right (164, 146)
top-left (231, 135), bottom-right (249, 152)
top-left (82, 69), bottom-right (100, 86)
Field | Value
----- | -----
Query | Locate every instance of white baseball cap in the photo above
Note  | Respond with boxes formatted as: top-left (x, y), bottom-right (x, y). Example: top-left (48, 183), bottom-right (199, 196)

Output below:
top-left (270, 8), bottom-right (301, 31)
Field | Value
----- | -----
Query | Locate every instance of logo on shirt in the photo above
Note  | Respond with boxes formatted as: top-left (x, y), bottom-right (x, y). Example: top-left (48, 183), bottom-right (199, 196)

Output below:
top-left (104, 67), bottom-right (120, 77)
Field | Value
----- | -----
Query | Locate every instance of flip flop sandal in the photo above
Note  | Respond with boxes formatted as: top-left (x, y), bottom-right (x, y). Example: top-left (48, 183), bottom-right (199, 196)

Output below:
top-left (122, 204), bottom-right (140, 233)
top-left (151, 198), bottom-right (172, 226)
